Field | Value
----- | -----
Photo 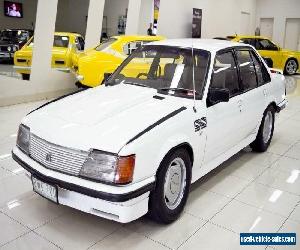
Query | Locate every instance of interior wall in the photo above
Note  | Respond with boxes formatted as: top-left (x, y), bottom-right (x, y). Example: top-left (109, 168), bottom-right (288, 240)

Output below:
top-left (55, 0), bottom-right (89, 36)
top-left (158, 0), bottom-right (257, 39)
top-left (0, 0), bottom-right (38, 30)
top-left (103, 0), bottom-right (129, 37)
top-left (0, 0), bottom-right (77, 107)
top-left (138, 0), bottom-right (153, 35)
top-left (256, 0), bottom-right (300, 47)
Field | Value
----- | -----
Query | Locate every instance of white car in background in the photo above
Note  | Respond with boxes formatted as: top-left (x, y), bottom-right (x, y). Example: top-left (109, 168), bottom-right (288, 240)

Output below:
top-left (13, 39), bottom-right (287, 224)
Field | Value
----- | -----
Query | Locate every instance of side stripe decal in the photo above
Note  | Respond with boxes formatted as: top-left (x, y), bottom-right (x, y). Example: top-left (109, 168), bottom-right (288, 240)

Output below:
top-left (126, 106), bottom-right (187, 145)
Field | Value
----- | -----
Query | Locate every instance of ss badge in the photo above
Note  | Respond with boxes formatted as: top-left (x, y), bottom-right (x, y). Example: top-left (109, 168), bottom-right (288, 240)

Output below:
top-left (194, 117), bottom-right (207, 132)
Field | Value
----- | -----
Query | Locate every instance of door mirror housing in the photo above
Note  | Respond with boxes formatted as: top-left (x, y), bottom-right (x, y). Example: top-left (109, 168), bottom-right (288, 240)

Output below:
top-left (207, 88), bottom-right (230, 106)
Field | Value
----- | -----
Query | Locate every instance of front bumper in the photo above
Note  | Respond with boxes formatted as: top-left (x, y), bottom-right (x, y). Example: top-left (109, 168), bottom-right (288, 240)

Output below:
top-left (276, 99), bottom-right (288, 112)
top-left (12, 147), bottom-right (154, 223)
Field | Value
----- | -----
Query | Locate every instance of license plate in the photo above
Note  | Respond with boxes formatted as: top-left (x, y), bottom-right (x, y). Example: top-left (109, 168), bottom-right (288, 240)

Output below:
top-left (32, 176), bottom-right (58, 203)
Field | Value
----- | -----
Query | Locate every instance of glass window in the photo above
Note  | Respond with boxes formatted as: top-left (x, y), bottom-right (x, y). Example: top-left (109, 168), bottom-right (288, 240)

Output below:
top-left (123, 41), bottom-right (151, 55)
top-left (53, 36), bottom-right (69, 48)
top-left (75, 36), bottom-right (85, 51)
top-left (257, 39), bottom-right (278, 51)
top-left (250, 51), bottom-right (271, 85)
top-left (107, 46), bottom-right (210, 98)
top-left (239, 38), bottom-right (256, 47)
top-left (95, 38), bottom-right (117, 51)
top-left (210, 51), bottom-right (240, 97)
top-left (235, 50), bottom-right (257, 91)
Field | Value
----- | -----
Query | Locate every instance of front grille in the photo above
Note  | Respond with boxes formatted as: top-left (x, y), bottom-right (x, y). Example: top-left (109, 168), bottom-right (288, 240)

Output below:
top-left (29, 134), bottom-right (88, 176)
top-left (0, 46), bottom-right (8, 52)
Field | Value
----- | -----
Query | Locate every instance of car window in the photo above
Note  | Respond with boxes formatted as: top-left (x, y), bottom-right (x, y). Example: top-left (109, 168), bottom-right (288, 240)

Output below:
top-left (210, 51), bottom-right (240, 97)
top-left (107, 45), bottom-right (210, 99)
top-left (123, 41), bottom-right (151, 55)
top-left (250, 50), bottom-right (271, 85)
top-left (53, 36), bottom-right (69, 48)
top-left (95, 38), bottom-right (117, 51)
top-left (235, 50), bottom-right (258, 91)
top-left (239, 38), bottom-right (256, 48)
top-left (75, 36), bottom-right (85, 51)
top-left (257, 39), bottom-right (278, 51)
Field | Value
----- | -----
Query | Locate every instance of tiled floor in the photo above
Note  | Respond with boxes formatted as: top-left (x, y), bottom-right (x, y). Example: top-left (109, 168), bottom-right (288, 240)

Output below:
top-left (0, 75), bottom-right (300, 250)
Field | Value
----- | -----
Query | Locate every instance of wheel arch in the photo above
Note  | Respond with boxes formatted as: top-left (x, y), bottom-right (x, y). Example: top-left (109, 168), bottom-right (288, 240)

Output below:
top-left (158, 142), bottom-right (194, 171)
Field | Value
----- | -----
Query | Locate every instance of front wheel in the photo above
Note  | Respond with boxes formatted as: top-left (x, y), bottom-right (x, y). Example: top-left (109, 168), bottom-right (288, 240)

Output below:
top-left (250, 106), bottom-right (275, 152)
top-left (149, 148), bottom-right (192, 224)
top-left (284, 59), bottom-right (298, 75)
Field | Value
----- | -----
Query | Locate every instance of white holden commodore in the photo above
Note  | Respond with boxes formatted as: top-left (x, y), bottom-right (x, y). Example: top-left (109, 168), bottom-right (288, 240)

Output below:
top-left (13, 39), bottom-right (287, 224)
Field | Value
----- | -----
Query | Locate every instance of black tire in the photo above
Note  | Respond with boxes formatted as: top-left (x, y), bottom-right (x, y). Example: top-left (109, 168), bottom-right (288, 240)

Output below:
top-left (284, 59), bottom-right (298, 75)
top-left (22, 74), bottom-right (30, 80)
top-left (149, 148), bottom-right (192, 224)
top-left (250, 106), bottom-right (275, 152)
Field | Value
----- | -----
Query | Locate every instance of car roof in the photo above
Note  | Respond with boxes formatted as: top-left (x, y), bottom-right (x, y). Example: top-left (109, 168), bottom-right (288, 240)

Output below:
top-left (112, 35), bottom-right (165, 41)
top-left (229, 35), bottom-right (270, 40)
top-left (54, 32), bottom-right (82, 37)
top-left (149, 38), bottom-right (249, 52)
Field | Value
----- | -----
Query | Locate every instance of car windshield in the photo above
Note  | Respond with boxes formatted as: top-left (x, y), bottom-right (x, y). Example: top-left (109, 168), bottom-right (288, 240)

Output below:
top-left (0, 30), bottom-right (29, 42)
top-left (27, 35), bottom-right (70, 48)
top-left (107, 45), bottom-right (210, 98)
top-left (53, 36), bottom-right (69, 48)
top-left (95, 38), bottom-right (117, 51)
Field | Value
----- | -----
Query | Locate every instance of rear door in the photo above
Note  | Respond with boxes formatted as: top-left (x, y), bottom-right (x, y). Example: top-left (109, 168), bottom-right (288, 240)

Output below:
top-left (204, 49), bottom-right (244, 165)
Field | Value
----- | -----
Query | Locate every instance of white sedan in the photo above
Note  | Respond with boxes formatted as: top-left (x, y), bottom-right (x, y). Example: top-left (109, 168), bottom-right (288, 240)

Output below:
top-left (13, 39), bottom-right (287, 224)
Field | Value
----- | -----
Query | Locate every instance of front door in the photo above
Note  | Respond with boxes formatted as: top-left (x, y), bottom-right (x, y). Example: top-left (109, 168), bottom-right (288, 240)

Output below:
top-left (203, 50), bottom-right (244, 166)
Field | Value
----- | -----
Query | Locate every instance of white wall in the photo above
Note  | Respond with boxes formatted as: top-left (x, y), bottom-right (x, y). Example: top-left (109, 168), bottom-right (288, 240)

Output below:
top-left (256, 0), bottom-right (300, 47)
top-left (55, 0), bottom-right (90, 36)
top-left (103, 0), bottom-right (129, 37)
top-left (0, 0), bottom-right (38, 30)
top-left (158, 0), bottom-right (257, 39)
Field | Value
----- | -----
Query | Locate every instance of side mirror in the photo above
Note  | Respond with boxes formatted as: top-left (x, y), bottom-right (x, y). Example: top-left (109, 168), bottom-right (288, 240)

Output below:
top-left (207, 88), bottom-right (230, 106)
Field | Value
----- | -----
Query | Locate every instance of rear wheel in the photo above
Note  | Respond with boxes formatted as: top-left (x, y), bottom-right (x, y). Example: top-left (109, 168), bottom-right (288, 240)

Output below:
top-left (284, 59), bottom-right (298, 75)
top-left (250, 106), bottom-right (275, 152)
top-left (149, 148), bottom-right (191, 224)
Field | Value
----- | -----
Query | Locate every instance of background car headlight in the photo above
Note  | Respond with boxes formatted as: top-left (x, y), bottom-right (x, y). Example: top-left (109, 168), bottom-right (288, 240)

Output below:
top-left (79, 150), bottom-right (135, 184)
top-left (7, 46), bottom-right (11, 52)
top-left (16, 124), bottom-right (30, 155)
top-left (13, 45), bottom-right (19, 52)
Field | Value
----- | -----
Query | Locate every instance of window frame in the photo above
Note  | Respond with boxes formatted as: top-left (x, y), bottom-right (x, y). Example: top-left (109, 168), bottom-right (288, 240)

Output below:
top-left (209, 47), bottom-right (242, 99)
top-left (234, 48), bottom-right (259, 92)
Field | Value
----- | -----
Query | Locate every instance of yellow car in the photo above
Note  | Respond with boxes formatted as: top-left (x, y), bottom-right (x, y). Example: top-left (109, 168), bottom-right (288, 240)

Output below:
top-left (226, 35), bottom-right (300, 75)
top-left (14, 32), bottom-right (85, 80)
top-left (74, 35), bottom-right (164, 87)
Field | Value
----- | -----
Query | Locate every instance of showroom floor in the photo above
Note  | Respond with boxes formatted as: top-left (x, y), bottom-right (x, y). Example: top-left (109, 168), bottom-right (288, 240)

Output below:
top-left (0, 75), bottom-right (300, 250)
top-left (0, 63), bottom-right (21, 80)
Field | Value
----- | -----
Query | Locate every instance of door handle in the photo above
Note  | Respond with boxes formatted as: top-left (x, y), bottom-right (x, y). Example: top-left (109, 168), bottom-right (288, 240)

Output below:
top-left (263, 89), bottom-right (268, 97)
top-left (237, 100), bottom-right (243, 112)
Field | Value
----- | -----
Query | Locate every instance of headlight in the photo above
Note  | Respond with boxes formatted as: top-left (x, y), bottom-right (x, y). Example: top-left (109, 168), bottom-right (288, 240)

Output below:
top-left (17, 124), bottom-right (30, 155)
top-left (13, 45), bottom-right (19, 52)
top-left (79, 150), bottom-right (135, 184)
top-left (7, 46), bottom-right (11, 52)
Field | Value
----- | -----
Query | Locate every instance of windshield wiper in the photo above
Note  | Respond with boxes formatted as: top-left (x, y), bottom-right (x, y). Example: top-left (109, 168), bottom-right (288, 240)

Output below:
top-left (123, 81), bottom-right (149, 88)
top-left (158, 87), bottom-right (200, 95)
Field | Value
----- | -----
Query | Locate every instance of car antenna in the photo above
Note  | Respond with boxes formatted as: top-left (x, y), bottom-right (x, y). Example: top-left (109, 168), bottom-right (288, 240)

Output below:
top-left (191, 40), bottom-right (197, 113)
